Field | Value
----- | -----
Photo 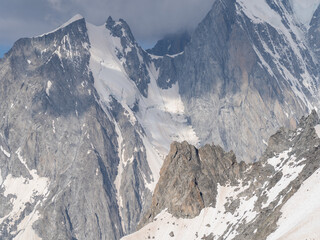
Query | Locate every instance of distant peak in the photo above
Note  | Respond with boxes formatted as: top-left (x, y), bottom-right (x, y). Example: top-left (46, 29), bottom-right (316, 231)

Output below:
top-left (105, 16), bottom-right (135, 42)
top-left (37, 14), bottom-right (85, 37)
top-left (146, 31), bottom-right (191, 56)
top-left (59, 14), bottom-right (84, 29)
top-left (106, 16), bottom-right (115, 27)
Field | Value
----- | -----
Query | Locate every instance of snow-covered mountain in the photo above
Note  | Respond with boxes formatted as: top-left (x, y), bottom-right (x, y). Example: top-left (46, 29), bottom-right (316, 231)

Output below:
top-left (0, 0), bottom-right (320, 239)
top-left (0, 14), bottom-right (198, 240)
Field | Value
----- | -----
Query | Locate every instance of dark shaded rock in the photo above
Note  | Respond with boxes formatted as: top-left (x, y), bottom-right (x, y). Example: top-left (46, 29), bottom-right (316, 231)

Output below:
top-left (147, 31), bottom-right (191, 56)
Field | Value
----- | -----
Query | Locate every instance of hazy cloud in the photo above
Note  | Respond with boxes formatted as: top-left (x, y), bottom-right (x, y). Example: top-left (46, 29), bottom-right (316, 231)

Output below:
top-left (0, 0), bottom-right (213, 48)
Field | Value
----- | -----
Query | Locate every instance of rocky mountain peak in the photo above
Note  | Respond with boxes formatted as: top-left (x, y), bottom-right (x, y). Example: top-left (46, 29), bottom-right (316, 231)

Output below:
top-left (138, 140), bottom-right (246, 228)
top-left (105, 16), bottom-right (151, 97)
top-left (106, 16), bottom-right (136, 44)
top-left (155, 0), bottom-right (320, 164)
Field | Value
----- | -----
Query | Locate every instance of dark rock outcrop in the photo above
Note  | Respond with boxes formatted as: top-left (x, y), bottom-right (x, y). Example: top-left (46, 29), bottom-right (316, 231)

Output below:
top-left (139, 141), bottom-right (246, 227)
top-left (146, 31), bottom-right (191, 56)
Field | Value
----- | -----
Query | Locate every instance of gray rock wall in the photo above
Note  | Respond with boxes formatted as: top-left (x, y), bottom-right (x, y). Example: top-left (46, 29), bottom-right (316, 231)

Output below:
top-left (0, 19), bottom-right (124, 240)
top-left (155, 0), bottom-right (319, 163)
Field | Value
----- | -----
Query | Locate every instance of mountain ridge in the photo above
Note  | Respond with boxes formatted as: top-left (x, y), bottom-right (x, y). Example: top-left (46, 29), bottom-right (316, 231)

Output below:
top-left (1, 0), bottom-right (320, 239)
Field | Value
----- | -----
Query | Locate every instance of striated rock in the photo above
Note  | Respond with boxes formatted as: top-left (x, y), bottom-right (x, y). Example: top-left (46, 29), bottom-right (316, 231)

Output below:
top-left (309, 4), bottom-right (320, 62)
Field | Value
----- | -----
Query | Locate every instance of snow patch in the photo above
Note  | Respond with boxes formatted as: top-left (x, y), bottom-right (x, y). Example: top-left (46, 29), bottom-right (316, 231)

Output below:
top-left (0, 145), bottom-right (11, 157)
top-left (289, 0), bottom-right (320, 27)
top-left (52, 120), bottom-right (56, 133)
top-left (14, 211), bottom-right (42, 240)
top-left (314, 124), bottom-right (320, 138)
top-left (263, 149), bottom-right (305, 208)
top-left (237, 0), bottom-right (284, 29)
top-left (46, 81), bottom-right (52, 96)
top-left (0, 148), bottom-right (49, 237)
top-left (267, 148), bottom-right (292, 170)
top-left (113, 118), bottom-right (124, 208)
top-left (167, 51), bottom-right (184, 58)
top-left (263, 139), bottom-right (268, 146)
top-left (267, 168), bottom-right (320, 240)
top-left (86, 22), bottom-right (137, 107)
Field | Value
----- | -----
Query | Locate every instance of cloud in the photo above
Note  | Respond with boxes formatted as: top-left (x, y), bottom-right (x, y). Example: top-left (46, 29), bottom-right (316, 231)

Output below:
top-left (0, 0), bottom-right (214, 48)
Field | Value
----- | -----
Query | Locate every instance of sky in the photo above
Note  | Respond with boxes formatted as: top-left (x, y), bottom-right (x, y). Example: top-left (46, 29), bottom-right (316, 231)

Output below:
top-left (0, 0), bottom-right (214, 57)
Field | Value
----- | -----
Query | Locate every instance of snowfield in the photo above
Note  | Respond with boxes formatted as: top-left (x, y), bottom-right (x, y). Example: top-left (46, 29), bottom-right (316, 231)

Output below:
top-left (267, 169), bottom-right (320, 240)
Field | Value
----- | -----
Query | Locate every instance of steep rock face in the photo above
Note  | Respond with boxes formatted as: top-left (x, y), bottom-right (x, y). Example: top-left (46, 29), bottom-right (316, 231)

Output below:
top-left (125, 111), bottom-right (320, 240)
top-left (309, 4), bottom-right (320, 63)
top-left (88, 17), bottom-right (154, 234)
top-left (0, 18), bottom-right (124, 240)
top-left (156, 0), bottom-right (320, 162)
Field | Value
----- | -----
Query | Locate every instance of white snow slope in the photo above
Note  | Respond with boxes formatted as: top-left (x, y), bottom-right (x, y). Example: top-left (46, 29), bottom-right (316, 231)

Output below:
top-left (267, 168), bottom-right (320, 240)
top-left (290, 0), bottom-right (320, 27)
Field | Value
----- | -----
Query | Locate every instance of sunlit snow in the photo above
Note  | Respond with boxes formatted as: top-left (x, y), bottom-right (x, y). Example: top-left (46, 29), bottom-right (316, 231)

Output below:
top-left (267, 168), bottom-right (320, 240)
top-left (290, 0), bottom-right (320, 27)
top-left (314, 124), bottom-right (320, 138)
top-left (0, 148), bottom-right (49, 240)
